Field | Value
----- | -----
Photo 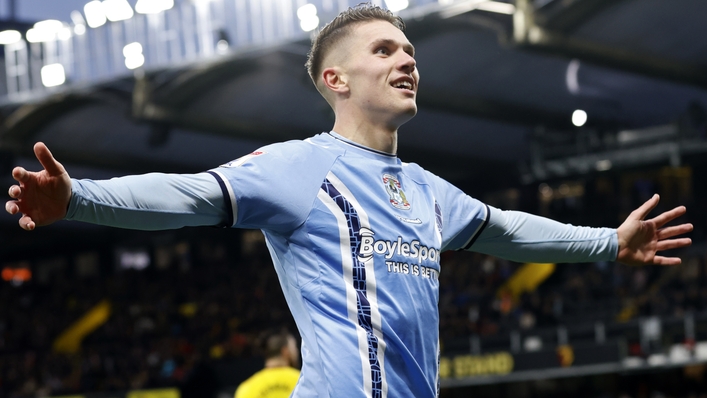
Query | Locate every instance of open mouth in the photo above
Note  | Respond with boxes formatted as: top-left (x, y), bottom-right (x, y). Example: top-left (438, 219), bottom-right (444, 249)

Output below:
top-left (390, 80), bottom-right (414, 92)
top-left (391, 81), bottom-right (413, 91)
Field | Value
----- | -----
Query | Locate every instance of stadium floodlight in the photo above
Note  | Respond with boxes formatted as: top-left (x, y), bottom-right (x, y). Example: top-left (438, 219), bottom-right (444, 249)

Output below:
top-left (26, 28), bottom-right (55, 43)
top-left (440, 0), bottom-right (516, 18)
top-left (41, 63), bottom-right (66, 87)
top-left (71, 10), bottom-right (86, 25)
top-left (297, 4), bottom-right (319, 32)
top-left (84, 1), bottom-right (107, 28)
top-left (123, 42), bottom-right (143, 58)
top-left (476, 1), bottom-right (516, 15)
top-left (123, 42), bottom-right (145, 69)
top-left (125, 53), bottom-right (146, 69)
top-left (572, 109), bottom-right (588, 127)
top-left (0, 30), bottom-right (22, 45)
top-left (103, 0), bottom-right (134, 22)
top-left (595, 159), bottom-right (612, 172)
top-left (216, 39), bottom-right (229, 54)
top-left (385, 0), bottom-right (409, 12)
top-left (74, 24), bottom-right (87, 35)
top-left (58, 27), bottom-right (73, 41)
top-left (296, 3), bottom-right (316, 20)
top-left (70, 10), bottom-right (88, 35)
top-left (27, 20), bottom-right (68, 43)
top-left (135, 0), bottom-right (175, 14)
top-left (34, 20), bottom-right (64, 33)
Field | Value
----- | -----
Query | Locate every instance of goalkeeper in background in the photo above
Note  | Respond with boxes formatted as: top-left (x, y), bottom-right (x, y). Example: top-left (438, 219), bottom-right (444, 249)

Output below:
top-left (235, 330), bottom-right (300, 398)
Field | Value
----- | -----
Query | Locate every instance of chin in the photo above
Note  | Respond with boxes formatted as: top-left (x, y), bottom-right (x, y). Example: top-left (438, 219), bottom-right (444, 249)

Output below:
top-left (394, 107), bottom-right (417, 127)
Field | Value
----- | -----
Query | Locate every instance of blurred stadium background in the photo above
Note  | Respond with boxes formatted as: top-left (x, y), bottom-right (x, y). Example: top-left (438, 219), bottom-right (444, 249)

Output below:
top-left (0, 0), bottom-right (705, 397)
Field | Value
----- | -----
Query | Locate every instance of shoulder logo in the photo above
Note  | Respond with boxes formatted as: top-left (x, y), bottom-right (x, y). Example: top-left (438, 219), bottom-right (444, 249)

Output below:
top-left (383, 173), bottom-right (411, 210)
top-left (221, 151), bottom-right (266, 168)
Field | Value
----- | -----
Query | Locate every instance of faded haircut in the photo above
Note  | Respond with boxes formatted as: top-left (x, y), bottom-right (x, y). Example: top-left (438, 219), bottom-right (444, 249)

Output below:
top-left (260, 329), bottom-right (293, 359)
top-left (305, 3), bottom-right (406, 86)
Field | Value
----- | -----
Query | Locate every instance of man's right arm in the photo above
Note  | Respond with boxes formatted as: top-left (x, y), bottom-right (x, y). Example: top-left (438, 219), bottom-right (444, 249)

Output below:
top-left (67, 173), bottom-right (227, 230)
top-left (6, 142), bottom-right (227, 231)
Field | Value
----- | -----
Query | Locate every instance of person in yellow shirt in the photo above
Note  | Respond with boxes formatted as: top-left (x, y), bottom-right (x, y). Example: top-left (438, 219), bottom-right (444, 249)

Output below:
top-left (235, 330), bottom-right (300, 398)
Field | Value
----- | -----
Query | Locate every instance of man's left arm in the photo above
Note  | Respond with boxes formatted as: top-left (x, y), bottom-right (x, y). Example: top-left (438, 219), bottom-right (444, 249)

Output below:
top-left (471, 194), bottom-right (692, 266)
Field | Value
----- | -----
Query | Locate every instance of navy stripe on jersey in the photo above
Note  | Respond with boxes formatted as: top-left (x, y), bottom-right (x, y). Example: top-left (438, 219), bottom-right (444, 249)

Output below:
top-left (462, 203), bottom-right (490, 250)
top-left (321, 178), bottom-right (383, 398)
top-left (207, 171), bottom-right (234, 227)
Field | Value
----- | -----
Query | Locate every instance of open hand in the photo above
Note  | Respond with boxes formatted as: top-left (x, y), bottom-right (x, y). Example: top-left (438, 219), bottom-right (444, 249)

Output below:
top-left (616, 194), bottom-right (692, 266)
top-left (5, 142), bottom-right (72, 230)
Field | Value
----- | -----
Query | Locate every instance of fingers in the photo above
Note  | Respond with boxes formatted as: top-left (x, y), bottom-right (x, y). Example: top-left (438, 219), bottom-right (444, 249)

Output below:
top-left (657, 223), bottom-right (693, 240)
top-left (18, 214), bottom-right (35, 231)
top-left (5, 200), bottom-right (19, 215)
top-left (651, 206), bottom-right (687, 228)
top-left (34, 142), bottom-right (66, 177)
top-left (8, 184), bottom-right (21, 199)
top-left (656, 237), bottom-right (692, 252)
top-left (653, 256), bottom-right (682, 266)
top-left (11, 166), bottom-right (29, 183)
top-left (629, 194), bottom-right (659, 221)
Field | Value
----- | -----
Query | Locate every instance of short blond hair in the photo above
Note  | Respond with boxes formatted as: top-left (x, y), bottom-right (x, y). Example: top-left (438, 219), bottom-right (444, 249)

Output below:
top-left (305, 3), bottom-right (405, 85)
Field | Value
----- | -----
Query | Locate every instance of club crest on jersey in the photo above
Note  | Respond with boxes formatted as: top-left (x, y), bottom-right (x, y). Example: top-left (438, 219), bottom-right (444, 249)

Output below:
top-left (382, 174), bottom-right (410, 210)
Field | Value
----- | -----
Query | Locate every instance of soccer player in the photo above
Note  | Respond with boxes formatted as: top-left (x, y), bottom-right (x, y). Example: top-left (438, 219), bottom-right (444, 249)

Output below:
top-left (235, 330), bottom-right (300, 398)
top-left (5, 4), bottom-right (693, 398)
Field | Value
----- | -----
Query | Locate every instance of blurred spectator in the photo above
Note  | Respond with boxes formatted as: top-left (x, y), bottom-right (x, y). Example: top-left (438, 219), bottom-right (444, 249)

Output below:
top-left (234, 329), bottom-right (300, 398)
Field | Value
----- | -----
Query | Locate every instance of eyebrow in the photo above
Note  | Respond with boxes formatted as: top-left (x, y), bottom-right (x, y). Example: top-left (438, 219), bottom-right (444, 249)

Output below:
top-left (371, 38), bottom-right (416, 56)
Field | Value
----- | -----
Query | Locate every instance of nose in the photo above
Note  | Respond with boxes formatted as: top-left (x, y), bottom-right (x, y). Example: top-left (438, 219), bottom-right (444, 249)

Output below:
top-left (398, 52), bottom-right (416, 74)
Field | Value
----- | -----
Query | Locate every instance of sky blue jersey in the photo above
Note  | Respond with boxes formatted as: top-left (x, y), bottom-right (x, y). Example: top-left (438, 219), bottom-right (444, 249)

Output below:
top-left (67, 131), bottom-right (617, 398)
top-left (208, 132), bottom-right (489, 397)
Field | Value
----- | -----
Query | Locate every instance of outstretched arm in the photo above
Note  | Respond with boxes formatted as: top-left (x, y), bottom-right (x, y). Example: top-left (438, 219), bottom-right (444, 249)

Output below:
top-left (616, 194), bottom-right (692, 266)
top-left (470, 195), bottom-right (691, 266)
top-left (6, 142), bottom-right (71, 231)
top-left (6, 142), bottom-right (228, 231)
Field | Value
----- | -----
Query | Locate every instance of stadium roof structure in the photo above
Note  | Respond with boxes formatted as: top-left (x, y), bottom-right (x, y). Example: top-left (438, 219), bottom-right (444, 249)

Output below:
top-left (0, 0), bottom-right (706, 231)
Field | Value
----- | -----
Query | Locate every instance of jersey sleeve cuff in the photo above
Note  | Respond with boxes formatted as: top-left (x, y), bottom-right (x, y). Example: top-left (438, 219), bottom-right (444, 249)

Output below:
top-left (207, 170), bottom-right (237, 227)
top-left (444, 203), bottom-right (490, 251)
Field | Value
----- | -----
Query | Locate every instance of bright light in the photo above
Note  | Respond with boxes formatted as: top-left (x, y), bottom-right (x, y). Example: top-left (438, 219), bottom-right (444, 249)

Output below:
top-left (216, 39), bottom-right (229, 54)
top-left (41, 64), bottom-right (66, 87)
top-left (34, 20), bottom-right (64, 33)
top-left (572, 109), bottom-right (588, 127)
top-left (125, 53), bottom-right (145, 69)
top-left (123, 42), bottom-right (145, 69)
top-left (74, 24), bottom-right (87, 35)
top-left (297, 4), bottom-right (319, 32)
top-left (135, 0), bottom-right (175, 14)
top-left (103, 0), bottom-right (134, 22)
top-left (27, 19), bottom-right (67, 43)
top-left (476, 1), bottom-right (516, 15)
top-left (58, 27), bottom-right (73, 41)
top-left (70, 10), bottom-right (86, 25)
top-left (84, 1), bottom-right (107, 28)
top-left (26, 28), bottom-right (55, 43)
top-left (385, 0), bottom-right (409, 12)
top-left (123, 42), bottom-right (143, 58)
top-left (300, 16), bottom-right (319, 32)
top-left (595, 159), bottom-right (612, 171)
top-left (440, 0), bottom-right (516, 18)
top-left (0, 30), bottom-right (22, 45)
top-left (296, 4), bottom-right (317, 20)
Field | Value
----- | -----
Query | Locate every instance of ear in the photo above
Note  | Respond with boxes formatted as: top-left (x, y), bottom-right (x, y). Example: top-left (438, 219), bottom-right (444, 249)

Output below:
top-left (280, 345), bottom-right (290, 361)
top-left (321, 67), bottom-right (349, 95)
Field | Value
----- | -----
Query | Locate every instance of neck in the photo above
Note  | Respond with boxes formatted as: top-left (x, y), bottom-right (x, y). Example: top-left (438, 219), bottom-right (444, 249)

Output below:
top-left (331, 116), bottom-right (398, 154)
top-left (264, 357), bottom-right (290, 368)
